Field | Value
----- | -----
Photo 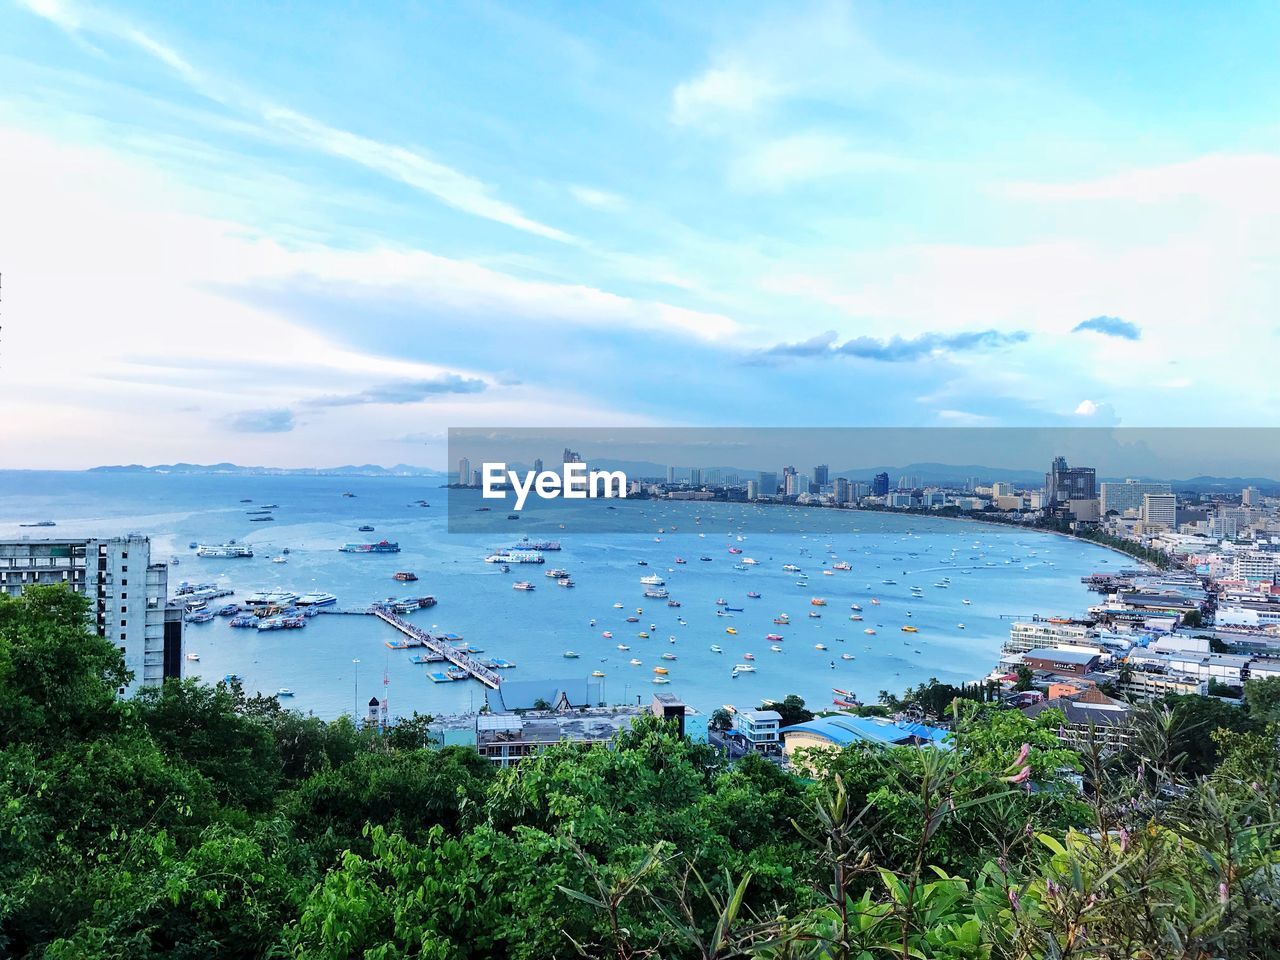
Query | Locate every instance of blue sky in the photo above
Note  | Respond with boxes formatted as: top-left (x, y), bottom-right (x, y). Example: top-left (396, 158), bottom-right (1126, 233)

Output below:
top-left (1, 0), bottom-right (1278, 467)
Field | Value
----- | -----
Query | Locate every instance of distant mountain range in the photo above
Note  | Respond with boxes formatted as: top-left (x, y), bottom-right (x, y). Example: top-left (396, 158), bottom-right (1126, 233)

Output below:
top-left (88, 462), bottom-right (445, 478)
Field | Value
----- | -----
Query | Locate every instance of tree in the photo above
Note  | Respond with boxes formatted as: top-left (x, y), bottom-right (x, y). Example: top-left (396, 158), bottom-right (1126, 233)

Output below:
top-left (1244, 675), bottom-right (1280, 723)
top-left (761, 694), bottom-right (814, 727)
top-left (1013, 664), bottom-right (1035, 692)
top-left (709, 707), bottom-right (733, 732)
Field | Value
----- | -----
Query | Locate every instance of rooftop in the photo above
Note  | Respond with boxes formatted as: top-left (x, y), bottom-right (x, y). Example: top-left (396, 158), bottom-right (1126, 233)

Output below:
top-left (1024, 647), bottom-right (1100, 665)
top-left (783, 714), bottom-right (950, 749)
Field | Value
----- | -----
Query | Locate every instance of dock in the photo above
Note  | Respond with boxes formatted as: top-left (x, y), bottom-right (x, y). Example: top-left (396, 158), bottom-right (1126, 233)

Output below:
top-left (372, 606), bottom-right (503, 689)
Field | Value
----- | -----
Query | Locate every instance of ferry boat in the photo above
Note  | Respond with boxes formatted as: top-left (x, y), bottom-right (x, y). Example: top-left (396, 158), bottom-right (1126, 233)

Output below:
top-left (546, 568), bottom-right (570, 578)
top-left (296, 592), bottom-right (338, 606)
top-left (339, 540), bottom-right (400, 554)
top-left (484, 551), bottom-right (543, 564)
top-left (394, 571), bottom-right (418, 582)
top-left (19, 520), bottom-right (56, 528)
top-left (513, 538), bottom-right (562, 551)
top-left (196, 542), bottom-right (254, 558)
top-left (643, 588), bottom-right (668, 599)
top-left (229, 615), bottom-right (258, 628)
top-left (245, 590), bottom-right (299, 607)
top-left (184, 610), bottom-right (215, 624)
top-left (214, 604), bottom-right (241, 617)
top-left (640, 574), bottom-right (665, 586)
top-left (512, 581), bottom-right (535, 591)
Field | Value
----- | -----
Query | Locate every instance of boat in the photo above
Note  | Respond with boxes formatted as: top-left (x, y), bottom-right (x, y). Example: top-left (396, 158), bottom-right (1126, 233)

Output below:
top-left (715, 597), bottom-right (728, 606)
top-left (244, 590), bottom-right (299, 607)
top-left (661, 652), bottom-right (677, 661)
top-left (271, 555), bottom-right (288, 563)
top-left (613, 602), bottom-right (625, 608)
top-left (765, 633), bottom-right (784, 641)
top-left (559, 578), bottom-right (576, 588)
top-left (741, 557), bottom-right (759, 565)
top-left (485, 552), bottom-right (544, 564)
top-left (957, 623), bottom-right (966, 629)
top-left (617, 643), bottom-right (630, 650)
top-left (18, 520), bottom-right (56, 527)
top-left (849, 614), bottom-right (863, 621)
top-left (666, 600), bottom-right (681, 608)
top-left (773, 615), bottom-right (790, 625)
top-left (674, 557), bottom-right (686, 564)
top-left (626, 616), bottom-right (640, 623)
top-left (783, 564), bottom-right (801, 572)
top-left (276, 688), bottom-right (295, 697)
top-left (546, 568), bottom-right (570, 578)
top-left (882, 579), bottom-right (897, 585)
top-left (341, 492), bottom-right (356, 498)
top-left (725, 627), bottom-right (738, 635)
top-left (637, 631), bottom-right (650, 639)
top-left (602, 631), bottom-right (613, 639)
top-left (725, 606), bottom-right (744, 612)
top-left (864, 628), bottom-right (876, 635)
top-left (652, 677), bottom-right (671, 684)
top-left (850, 603), bottom-right (862, 611)
top-left (901, 625), bottom-right (919, 633)
top-left (591, 670), bottom-right (606, 677)
top-left (249, 516), bottom-right (274, 522)
top-left (700, 556), bottom-right (712, 562)
top-left (640, 574), bottom-right (665, 586)
top-left (747, 591), bottom-right (761, 599)
top-left (637, 560), bottom-right (648, 566)
top-left (743, 652), bottom-right (755, 661)
top-left (643, 588), bottom-right (668, 599)
top-left (870, 599), bottom-right (880, 605)
top-left (770, 645), bottom-right (782, 652)
top-left (823, 570), bottom-right (834, 576)
top-left (512, 581), bottom-right (535, 591)
top-left (629, 658), bottom-right (643, 666)
top-left (563, 651), bottom-right (580, 658)
top-left (728, 547), bottom-right (742, 554)
top-left (732, 663), bottom-right (755, 673)
top-left (841, 653), bottom-right (855, 660)
top-left (394, 572), bottom-right (418, 582)
top-left (339, 540), bottom-right (400, 554)
top-left (653, 667), bottom-right (669, 675)
top-left (297, 592), bottom-right (338, 607)
top-left (815, 643), bottom-right (827, 650)
top-left (196, 542), bottom-right (254, 558)
top-left (963, 599), bottom-right (972, 605)
top-left (808, 612), bottom-right (821, 619)
top-left (710, 644), bottom-right (723, 653)
top-left (214, 604), bottom-right (241, 616)
top-left (185, 652), bottom-right (200, 661)
top-left (833, 561), bottom-right (851, 571)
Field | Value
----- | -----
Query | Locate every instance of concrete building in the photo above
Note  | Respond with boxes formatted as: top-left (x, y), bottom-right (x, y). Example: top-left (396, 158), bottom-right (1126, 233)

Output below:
top-left (1233, 552), bottom-right (1277, 584)
top-left (0, 536), bottom-right (181, 695)
top-left (1023, 647), bottom-right (1102, 676)
top-left (1021, 686), bottom-right (1131, 747)
top-left (1100, 480), bottom-right (1173, 518)
top-left (457, 457), bottom-right (473, 486)
top-left (1046, 456), bottom-right (1096, 505)
top-left (733, 709), bottom-right (781, 753)
top-left (782, 715), bottom-right (949, 763)
top-left (1005, 620), bottom-right (1093, 655)
top-left (1141, 493), bottom-right (1177, 529)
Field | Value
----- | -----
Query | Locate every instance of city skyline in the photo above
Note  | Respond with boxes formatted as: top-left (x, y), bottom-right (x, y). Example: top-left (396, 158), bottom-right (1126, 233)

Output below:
top-left (2, 1), bottom-right (1280, 466)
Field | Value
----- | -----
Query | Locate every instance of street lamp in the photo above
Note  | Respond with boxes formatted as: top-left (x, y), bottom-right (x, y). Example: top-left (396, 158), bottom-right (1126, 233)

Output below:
top-left (352, 658), bottom-right (360, 716)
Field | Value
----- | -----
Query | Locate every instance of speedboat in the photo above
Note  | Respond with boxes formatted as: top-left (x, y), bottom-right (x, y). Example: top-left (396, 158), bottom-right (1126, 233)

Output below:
top-left (815, 643), bottom-right (827, 650)
top-left (710, 644), bottom-right (723, 653)
top-left (747, 591), bottom-right (761, 599)
top-left (277, 688), bottom-right (295, 697)
top-left (661, 652), bottom-right (677, 660)
top-left (766, 633), bottom-right (784, 641)
top-left (629, 658), bottom-right (643, 666)
top-left (901, 625), bottom-right (919, 633)
top-left (743, 652), bottom-right (755, 661)
top-left (849, 614), bottom-right (863, 621)
top-left (652, 677), bottom-right (671, 684)
top-left (725, 627), bottom-right (738, 635)
top-left (770, 645), bottom-right (782, 653)
top-left (638, 632), bottom-right (650, 638)
top-left (808, 612), bottom-right (821, 619)
top-left (563, 651), bottom-right (580, 658)
top-left (591, 670), bottom-right (606, 677)
top-left (841, 653), bottom-right (855, 660)
top-left (957, 623), bottom-right (966, 629)
top-left (864, 628), bottom-right (876, 635)
top-left (185, 653), bottom-right (200, 662)
top-left (653, 666), bottom-right (668, 675)
top-left (613, 602), bottom-right (625, 608)
top-left (732, 663), bottom-right (755, 673)
top-left (617, 643), bottom-right (630, 650)
top-left (602, 631), bottom-right (613, 639)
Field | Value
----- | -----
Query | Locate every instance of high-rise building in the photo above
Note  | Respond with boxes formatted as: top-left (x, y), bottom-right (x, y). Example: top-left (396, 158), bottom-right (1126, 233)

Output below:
top-left (706, 468), bottom-right (721, 485)
top-left (833, 477), bottom-right (851, 502)
top-left (667, 466), bottom-right (677, 484)
top-left (1242, 486), bottom-right (1259, 507)
top-left (1100, 480), bottom-right (1172, 517)
top-left (782, 466), bottom-right (798, 497)
top-left (759, 471), bottom-right (778, 495)
top-left (991, 481), bottom-right (1016, 498)
top-left (1046, 456), bottom-right (1096, 505)
top-left (746, 480), bottom-right (759, 500)
top-left (1141, 493), bottom-right (1177, 529)
top-left (532, 458), bottom-right (544, 475)
top-left (813, 464), bottom-right (829, 487)
top-left (689, 467), bottom-right (702, 487)
top-left (0, 536), bottom-right (182, 696)
top-left (1233, 552), bottom-right (1277, 583)
top-left (563, 448), bottom-right (582, 464)
top-left (872, 472), bottom-right (890, 497)
top-left (457, 457), bottom-right (472, 486)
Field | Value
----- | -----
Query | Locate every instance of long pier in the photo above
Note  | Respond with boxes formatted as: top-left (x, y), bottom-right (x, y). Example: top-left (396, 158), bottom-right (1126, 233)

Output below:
top-left (371, 607), bottom-right (503, 689)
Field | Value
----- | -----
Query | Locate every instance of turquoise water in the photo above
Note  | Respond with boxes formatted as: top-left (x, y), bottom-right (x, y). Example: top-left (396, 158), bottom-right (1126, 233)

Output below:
top-left (0, 472), bottom-right (1118, 718)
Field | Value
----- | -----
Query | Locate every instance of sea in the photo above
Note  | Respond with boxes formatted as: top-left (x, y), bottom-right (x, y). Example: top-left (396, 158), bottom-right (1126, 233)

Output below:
top-left (0, 471), bottom-right (1122, 719)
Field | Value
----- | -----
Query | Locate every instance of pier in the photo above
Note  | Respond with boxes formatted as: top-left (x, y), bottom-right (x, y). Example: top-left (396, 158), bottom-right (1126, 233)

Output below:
top-left (372, 606), bottom-right (503, 689)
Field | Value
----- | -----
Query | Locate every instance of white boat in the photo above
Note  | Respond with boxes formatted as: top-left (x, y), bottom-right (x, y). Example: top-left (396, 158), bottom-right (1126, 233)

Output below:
top-left (841, 653), bottom-right (855, 660)
top-left (710, 644), bottom-right (723, 653)
top-left (185, 653), bottom-right (200, 661)
top-left (629, 658), bottom-right (643, 666)
top-left (652, 676), bottom-right (670, 684)
top-left (732, 663), bottom-right (756, 673)
top-left (617, 643), bottom-right (630, 651)
top-left (563, 651), bottom-right (580, 658)
top-left (271, 556), bottom-right (288, 564)
top-left (297, 592), bottom-right (338, 606)
top-left (640, 574), bottom-right (665, 586)
top-left (196, 542), bottom-right (254, 558)
top-left (770, 645), bottom-right (782, 652)
top-left (815, 643), bottom-right (827, 650)
top-left (244, 590), bottom-right (299, 607)
top-left (512, 581), bottom-right (535, 591)
top-left (276, 688), bottom-right (295, 697)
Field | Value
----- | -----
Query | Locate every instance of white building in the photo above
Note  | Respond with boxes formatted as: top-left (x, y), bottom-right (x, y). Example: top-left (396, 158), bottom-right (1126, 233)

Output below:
top-left (1005, 620), bottom-right (1093, 654)
top-left (1141, 493), bottom-right (1177, 529)
top-left (1233, 552), bottom-right (1277, 584)
top-left (733, 709), bottom-right (781, 753)
top-left (1100, 480), bottom-right (1172, 518)
top-left (0, 536), bottom-right (182, 695)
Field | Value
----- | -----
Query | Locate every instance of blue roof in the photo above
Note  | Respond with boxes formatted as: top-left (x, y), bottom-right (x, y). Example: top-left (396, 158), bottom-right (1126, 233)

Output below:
top-left (783, 714), bottom-right (951, 749)
top-left (1024, 647), bottom-right (1099, 665)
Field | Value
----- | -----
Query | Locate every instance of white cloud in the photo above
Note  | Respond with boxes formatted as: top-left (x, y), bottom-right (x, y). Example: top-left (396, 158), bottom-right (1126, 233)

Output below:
top-left (672, 63), bottom-right (783, 125)
top-left (730, 131), bottom-right (907, 191)
top-left (568, 185), bottom-right (627, 211)
top-left (1074, 400), bottom-right (1099, 416)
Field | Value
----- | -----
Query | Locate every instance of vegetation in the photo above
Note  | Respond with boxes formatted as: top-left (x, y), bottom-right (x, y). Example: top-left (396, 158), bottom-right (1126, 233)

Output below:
top-left (3, 586), bottom-right (1279, 958)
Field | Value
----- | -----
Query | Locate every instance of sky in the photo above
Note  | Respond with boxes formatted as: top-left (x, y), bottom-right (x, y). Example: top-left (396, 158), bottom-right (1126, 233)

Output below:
top-left (1, 0), bottom-right (1278, 469)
